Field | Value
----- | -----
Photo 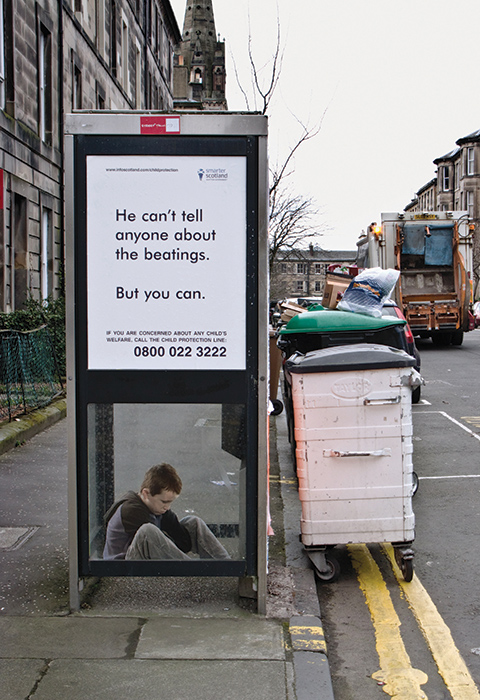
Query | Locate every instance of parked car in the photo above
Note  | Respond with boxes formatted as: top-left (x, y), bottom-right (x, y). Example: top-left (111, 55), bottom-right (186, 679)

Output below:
top-left (381, 299), bottom-right (421, 402)
top-left (472, 301), bottom-right (480, 327)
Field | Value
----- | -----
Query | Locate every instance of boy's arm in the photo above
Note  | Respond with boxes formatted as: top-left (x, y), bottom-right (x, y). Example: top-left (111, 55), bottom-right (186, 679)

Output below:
top-left (162, 511), bottom-right (192, 553)
top-left (120, 499), bottom-right (152, 535)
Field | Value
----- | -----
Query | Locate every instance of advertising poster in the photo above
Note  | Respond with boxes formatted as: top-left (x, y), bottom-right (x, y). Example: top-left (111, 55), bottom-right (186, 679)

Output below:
top-left (86, 155), bottom-right (247, 370)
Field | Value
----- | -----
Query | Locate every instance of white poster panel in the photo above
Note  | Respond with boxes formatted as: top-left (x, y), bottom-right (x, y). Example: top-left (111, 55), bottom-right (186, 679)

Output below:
top-left (86, 155), bottom-right (247, 370)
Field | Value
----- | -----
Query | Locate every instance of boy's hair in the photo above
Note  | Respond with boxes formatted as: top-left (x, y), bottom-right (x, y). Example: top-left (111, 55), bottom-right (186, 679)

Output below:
top-left (140, 463), bottom-right (182, 496)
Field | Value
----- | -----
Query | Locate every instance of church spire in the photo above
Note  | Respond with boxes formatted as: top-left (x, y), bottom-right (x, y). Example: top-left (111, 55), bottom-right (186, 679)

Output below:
top-left (173, 0), bottom-right (227, 110)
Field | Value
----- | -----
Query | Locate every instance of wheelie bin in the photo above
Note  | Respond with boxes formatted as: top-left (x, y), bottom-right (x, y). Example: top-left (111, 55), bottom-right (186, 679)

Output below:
top-left (277, 308), bottom-right (412, 457)
top-left (286, 343), bottom-right (418, 583)
top-left (269, 327), bottom-right (283, 415)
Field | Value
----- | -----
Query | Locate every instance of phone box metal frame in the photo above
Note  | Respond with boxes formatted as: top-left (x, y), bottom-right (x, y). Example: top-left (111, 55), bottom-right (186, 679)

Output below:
top-left (65, 112), bottom-right (269, 611)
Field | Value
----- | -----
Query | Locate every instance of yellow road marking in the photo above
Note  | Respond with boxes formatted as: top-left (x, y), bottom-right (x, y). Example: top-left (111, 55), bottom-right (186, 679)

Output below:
top-left (383, 544), bottom-right (480, 700)
top-left (348, 543), bottom-right (428, 698)
top-left (462, 416), bottom-right (480, 428)
top-left (290, 624), bottom-right (327, 653)
top-left (269, 474), bottom-right (297, 485)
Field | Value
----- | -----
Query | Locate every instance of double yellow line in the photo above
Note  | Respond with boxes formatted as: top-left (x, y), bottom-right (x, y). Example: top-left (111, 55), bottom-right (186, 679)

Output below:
top-left (348, 543), bottom-right (479, 699)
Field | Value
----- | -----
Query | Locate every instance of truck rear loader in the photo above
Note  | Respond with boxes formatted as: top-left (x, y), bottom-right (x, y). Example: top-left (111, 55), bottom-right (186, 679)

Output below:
top-left (357, 211), bottom-right (474, 345)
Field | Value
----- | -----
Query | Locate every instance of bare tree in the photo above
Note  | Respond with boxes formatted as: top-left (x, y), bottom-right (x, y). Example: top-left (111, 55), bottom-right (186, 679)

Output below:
top-left (269, 188), bottom-right (319, 272)
top-left (232, 8), bottom-right (326, 277)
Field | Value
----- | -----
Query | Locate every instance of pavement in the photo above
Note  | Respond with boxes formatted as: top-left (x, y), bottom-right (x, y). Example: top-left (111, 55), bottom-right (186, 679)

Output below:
top-left (0, 397), bottom-right (335, 700)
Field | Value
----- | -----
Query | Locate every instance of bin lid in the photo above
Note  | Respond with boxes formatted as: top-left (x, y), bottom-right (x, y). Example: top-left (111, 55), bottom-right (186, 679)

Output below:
top-left (286, 343), bottom-right (416, 374)
top-left (278, 308), bottom-right (405, 335)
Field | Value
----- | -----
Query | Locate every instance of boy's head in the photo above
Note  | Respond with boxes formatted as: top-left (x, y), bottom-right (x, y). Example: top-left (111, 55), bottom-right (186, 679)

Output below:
top-left (140, 463), bottom-right (182, 496)
top-left (139, 464), bottom-right (183, 515)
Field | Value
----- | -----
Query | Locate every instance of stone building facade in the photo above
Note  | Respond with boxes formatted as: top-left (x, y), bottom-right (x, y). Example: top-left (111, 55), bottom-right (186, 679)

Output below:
top-left (404, 129), bottom-right (480, 296)
top-left (405, 130), bottom-right (480, 221)
top-left (270, 245), bottom-right (357, 301)
top-left (173, 0), bottom-right (227, 110)
top-left (0, 0), bottom-right (180, 312)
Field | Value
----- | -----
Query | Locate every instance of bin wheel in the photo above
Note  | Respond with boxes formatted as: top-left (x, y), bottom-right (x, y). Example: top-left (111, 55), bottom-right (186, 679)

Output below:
top-left (412, 385), bottom-right (421, 404)
top-left (412, 471), bottom-right (419, 496)
top-left (401, 557), bottom-right (414, 583)
top-left (271, 399), bottom-right (284, 416)
top-left (394, 546), bottom-right (414, 583)
top-left (313, 554), bottom-right (341, 583)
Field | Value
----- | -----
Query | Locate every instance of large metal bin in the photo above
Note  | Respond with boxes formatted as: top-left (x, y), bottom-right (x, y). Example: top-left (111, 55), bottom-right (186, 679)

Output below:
top-left (286, 343), bottom-right (418, 582)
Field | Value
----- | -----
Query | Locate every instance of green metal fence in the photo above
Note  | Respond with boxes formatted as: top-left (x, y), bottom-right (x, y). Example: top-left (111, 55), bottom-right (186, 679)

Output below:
top-left (0, 326), bottom-right (64, 422)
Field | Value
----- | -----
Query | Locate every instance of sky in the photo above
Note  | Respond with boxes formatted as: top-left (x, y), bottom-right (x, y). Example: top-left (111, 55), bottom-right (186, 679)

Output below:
top-left (169, 0), bottom-right (480, 251)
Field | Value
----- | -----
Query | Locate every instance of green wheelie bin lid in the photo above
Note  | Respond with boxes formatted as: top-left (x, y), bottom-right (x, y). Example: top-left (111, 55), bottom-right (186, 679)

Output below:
top-left (278, 308), bottom-right (405, 336)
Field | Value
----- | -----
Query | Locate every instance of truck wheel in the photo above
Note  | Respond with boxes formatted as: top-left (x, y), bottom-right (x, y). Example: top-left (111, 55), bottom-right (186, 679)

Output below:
top-left (432, 332), bottom-right (452, 346)
top-left (451, 331), bottom-right (464, 346)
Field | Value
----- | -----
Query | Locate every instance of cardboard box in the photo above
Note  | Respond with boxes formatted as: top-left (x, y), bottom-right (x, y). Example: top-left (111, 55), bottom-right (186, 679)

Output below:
top-left (322, 273), bottom-right (352, 308)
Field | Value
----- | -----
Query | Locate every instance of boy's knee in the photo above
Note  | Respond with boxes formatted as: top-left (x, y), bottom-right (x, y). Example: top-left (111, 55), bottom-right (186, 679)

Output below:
top-left (181, 515), bottom-right (204, 531)
top-left (137, 523), bottom-right (158, 537)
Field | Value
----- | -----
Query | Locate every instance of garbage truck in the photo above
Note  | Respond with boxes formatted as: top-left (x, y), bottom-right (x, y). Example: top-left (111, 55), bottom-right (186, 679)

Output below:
top-left (357, 211), bottom-right (474, 345)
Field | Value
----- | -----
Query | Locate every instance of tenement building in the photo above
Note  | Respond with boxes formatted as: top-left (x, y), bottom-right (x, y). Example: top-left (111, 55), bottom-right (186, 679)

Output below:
top-left (0, 0), bottom-right (180, 311)
top-left (405, 130), bottom-right (480, 221)
top-left (404, 129), bottom-right (480, 295)
top-left (271, 245), bottom-right (357, 301)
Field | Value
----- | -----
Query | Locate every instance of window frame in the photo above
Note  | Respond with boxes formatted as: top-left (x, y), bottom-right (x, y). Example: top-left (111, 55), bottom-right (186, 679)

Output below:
top-left (38, 21), bottom-right (53, 144)
top-left (467, 147), bottom-right (475, 176)
top-left (442, 166), bottom-right (450, 192)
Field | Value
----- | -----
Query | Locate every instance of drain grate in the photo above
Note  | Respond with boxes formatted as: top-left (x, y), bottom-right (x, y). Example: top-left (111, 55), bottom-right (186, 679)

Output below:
top-left (0, 527), bottom-right (39, 551)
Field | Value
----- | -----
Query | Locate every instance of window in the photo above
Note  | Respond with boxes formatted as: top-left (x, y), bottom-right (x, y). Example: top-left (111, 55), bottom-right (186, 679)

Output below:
top-left (297, 263), bottom-right (307, 274)
top-left (315, 281), bottom-right (322, 292)
top-left (73, 61), bottom-right (82, 110)
top-left (96, 81), bottom-right (105, 109)
top-left (40, 208), bottom-right (52, 300)
top-left (153, 4), bottom-right (158, 49)
top-left (314, 263), bottom-right (322, 274)
top-left (3, 0), bottom-right (14, 115)
top-left (467, 148), bottom-right (475, 176)
top-left (96, 0), bottom-right (106, 57)
top-left (110, 0), bottom-right (117, 77)
top-left (467, 191), bottom-right (474, 218)
top-left (442, 166), bottom-right (450, 192)
top-left (39, 25), bottom-right (52, 143)
top-left (281, 263), bottom-right (287, 273)
top-left (135, 40), bottom-right (141, 107)
top-left (13, 194), bottom-right (28, 311)
top-left (121, 12), bottom-right (129, 90)
top-left (296, 280), bottom-right (304, 292)
top-left (455, 162), bottom-right (460, 188)
top-left (0, 0), bottom-right (4, 108)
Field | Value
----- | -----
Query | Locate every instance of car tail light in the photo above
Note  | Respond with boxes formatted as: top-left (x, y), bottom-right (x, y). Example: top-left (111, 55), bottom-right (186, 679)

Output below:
top-left (392, 305), bottom-right (415, 345)
top-left (403, 323), bottom-right (414, 345)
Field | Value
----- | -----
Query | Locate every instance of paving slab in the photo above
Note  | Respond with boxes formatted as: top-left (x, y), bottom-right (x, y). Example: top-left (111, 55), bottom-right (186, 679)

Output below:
top-left (0, 659), bottom-right (47, 700)
top-left (136, 616), bottom-right (285, 660)
top-left (0, 616), bottom-right (141, 659)
top-left (30, 659), bottom-right (289, 700)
